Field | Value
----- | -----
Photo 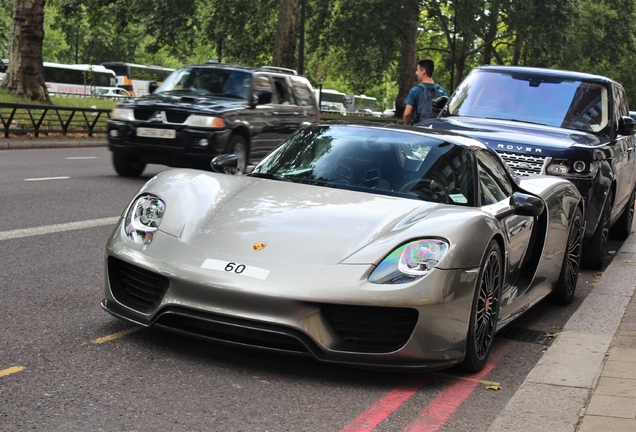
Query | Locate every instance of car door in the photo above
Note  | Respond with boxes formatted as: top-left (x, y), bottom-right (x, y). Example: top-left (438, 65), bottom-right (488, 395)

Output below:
top-left (611, 84), bottom-right (636, 213)
top-left (289, 75), bottom-right (319, 128)
top-left (270, 75), bottom-right (299, 139)
top-left (476, 151), bottom-right (535, 297)
top-left (247, 73), bottom-right (283, 162)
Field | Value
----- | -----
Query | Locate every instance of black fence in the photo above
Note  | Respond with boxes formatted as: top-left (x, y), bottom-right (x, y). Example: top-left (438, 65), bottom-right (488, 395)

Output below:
top-left (0, 102), bottom-right (111, 138)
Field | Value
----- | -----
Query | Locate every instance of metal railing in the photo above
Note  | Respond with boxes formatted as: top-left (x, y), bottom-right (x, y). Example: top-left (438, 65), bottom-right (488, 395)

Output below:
top-left (0, 102), bottom-right (111, 138)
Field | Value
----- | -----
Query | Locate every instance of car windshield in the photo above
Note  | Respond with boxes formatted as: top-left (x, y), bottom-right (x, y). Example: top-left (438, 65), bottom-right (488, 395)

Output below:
top-left (250, 125), bottom-right (476, 206)
top-left (155, 67), bottom-right (252, 99)
top-left (446, 69), bottom-right (610, 134)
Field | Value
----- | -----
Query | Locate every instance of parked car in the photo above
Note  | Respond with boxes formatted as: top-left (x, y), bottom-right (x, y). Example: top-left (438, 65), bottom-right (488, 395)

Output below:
top-left (107, 63), bottom-right (319, 177)
top-left (422, 65), bottom-right (636, 269)
top-left (102, 123), bottom-right (583, 372)
top-left (92, 87), bottom-right (132, 100)
top-left (383, 108), bottom-right (396, 117)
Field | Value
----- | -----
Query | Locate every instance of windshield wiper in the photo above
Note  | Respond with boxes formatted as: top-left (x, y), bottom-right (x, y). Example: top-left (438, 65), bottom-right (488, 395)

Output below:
top-left (246, 172), bottom-right (292, 182)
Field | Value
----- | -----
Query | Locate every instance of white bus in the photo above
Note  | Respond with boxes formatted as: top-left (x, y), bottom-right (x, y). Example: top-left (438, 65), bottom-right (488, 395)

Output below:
top-left (102, 62), bottom-right (175, 97)
top-left (43, 62), bottom-right (117, 96)
top-left (346, 94), bottom-right (381, 113)
top-left (314, 88), bottom-right (348, 115)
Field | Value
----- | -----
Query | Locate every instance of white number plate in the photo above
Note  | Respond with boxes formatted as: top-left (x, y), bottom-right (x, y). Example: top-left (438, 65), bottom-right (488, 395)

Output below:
top-left (201, 259), bottom-right (270, 281)
top-left (137, 127), bottom-right (176, 139)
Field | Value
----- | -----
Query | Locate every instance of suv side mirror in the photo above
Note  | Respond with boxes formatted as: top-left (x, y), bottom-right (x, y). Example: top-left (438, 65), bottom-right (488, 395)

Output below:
top-left (148, 81), bottom-right (159, 94)
top-left (618, 115), bottom-right (636, 136)
top-left (253, 90), bottom-right (272, 106)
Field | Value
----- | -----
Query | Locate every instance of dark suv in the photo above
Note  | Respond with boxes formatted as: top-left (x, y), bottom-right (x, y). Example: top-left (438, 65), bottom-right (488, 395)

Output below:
top-left (107, 63), bottom-right (319, 176)
top-left (422, 65), bottom-right (636, 269)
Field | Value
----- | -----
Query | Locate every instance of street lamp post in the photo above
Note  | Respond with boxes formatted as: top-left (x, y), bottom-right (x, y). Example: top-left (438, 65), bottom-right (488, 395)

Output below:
top-left (298, 0), bottom-right (306, 75)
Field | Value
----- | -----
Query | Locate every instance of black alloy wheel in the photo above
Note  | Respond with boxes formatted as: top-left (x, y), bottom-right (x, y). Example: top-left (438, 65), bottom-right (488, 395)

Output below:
top-left (551, 207), bottom-right (584, 305)
top-left (581, 189), bottom-right (614, 270)
top-left (461, 240), bottom-right (502, 372)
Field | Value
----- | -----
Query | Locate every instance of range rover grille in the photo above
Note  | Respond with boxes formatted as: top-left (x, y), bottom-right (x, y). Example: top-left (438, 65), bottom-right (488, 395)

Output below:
top-left (321, 304), bottom-right (418, 352)
top-left (108, 257), bottom-right (169, 312)
top-left (496, 151), bottom-right (547, 177)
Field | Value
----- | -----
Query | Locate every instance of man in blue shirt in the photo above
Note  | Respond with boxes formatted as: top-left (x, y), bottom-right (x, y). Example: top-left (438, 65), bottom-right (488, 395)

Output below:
top-left (403, 58), bottom-right (448, 125)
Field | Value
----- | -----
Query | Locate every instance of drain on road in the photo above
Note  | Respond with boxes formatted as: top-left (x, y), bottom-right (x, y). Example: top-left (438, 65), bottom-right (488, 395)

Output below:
top-left (497, 326), bottom-right (555, 345)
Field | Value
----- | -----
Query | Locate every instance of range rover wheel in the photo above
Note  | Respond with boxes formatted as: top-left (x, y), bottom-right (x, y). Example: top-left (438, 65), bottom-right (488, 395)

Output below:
top-left (550, 207), bottom-right (583, 305)
top-left (581, 189), bottom-right (613, 270)
top-left (609, 187), bottom-right (635, 241)
top-left (112, 153), bottom-right (146, 177)
top-left (461, 240), bottom-right (502, 373)
top-left (225, 135), bottom-right (248, 175)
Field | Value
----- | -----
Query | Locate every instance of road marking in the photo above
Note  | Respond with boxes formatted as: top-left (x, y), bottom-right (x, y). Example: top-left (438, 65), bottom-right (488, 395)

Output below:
top-left (0, 366), bottom-right (25, 378)
top-left (92, 328), bottom-right (142, 344)
top-left (24, 176), bottom-right (71, 182)
top-left (66, 157), bottom-right (97, 160)
top-left (0, 217), bottom-right (119, 241)
top-left (339, 340), bottom-right (512, 432)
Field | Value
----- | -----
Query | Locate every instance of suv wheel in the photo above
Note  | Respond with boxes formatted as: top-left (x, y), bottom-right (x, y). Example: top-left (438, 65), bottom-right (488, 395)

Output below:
top-left (225, 135), bottom-right (248, 175)
top-left (582, 189), bottom-right (613, 269)
top-left (112, 153), bottom-right (146, 177)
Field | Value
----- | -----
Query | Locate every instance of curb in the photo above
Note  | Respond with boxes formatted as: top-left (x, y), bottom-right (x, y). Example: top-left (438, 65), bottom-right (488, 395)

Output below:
top-left (488, 232), bottom-right (636, 431)
top-left (0, 137), bottom-right (107, 150)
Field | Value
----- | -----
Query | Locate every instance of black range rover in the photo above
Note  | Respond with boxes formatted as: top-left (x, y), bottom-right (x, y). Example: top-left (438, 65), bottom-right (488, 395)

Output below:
top-left (422, 65), bottom-right (636, 269)
top-left (107, 63), bottom-right (319, 176)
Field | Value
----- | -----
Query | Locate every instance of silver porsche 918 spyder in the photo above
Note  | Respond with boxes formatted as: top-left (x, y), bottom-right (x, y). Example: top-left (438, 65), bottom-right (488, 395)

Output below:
top-left (102, 123), bottom-right (584, 372)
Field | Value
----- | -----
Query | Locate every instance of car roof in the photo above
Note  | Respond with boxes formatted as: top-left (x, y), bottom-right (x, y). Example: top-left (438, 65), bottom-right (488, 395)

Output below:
top-left (185, 62), bottom-right (301, 78)
top-left (475, 65), bottom-right (617, 85)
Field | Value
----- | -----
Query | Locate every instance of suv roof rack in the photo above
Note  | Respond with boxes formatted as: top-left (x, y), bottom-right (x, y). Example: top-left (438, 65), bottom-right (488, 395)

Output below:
top-left (259, 66), bottom-right (298, 75)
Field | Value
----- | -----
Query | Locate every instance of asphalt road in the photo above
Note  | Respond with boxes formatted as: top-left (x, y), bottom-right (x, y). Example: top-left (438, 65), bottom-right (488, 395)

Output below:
top-left (0, 146), bottom-right (621, 431)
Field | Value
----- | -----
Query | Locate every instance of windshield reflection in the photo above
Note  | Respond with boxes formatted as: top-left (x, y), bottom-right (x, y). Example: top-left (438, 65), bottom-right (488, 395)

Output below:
top-left (250, 125), bottom-right (476, 206)
top-left (446, 70), bottom-right (609, 134)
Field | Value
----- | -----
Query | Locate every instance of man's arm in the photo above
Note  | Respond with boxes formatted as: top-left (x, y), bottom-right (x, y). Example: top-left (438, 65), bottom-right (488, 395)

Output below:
top-left (403, 104), bottom-right (414, 125)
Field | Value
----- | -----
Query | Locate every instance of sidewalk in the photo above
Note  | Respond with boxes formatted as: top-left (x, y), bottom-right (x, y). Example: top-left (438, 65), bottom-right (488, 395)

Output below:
top-left (0, 136), bottom-right (107, 150)
top-left (489, 229), bottom-right (636, 431)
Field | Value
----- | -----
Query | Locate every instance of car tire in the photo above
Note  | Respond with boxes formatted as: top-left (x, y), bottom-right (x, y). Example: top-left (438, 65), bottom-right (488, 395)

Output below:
top-left (581, 189), bottom-right (613, 270)
top-left (225, 135), bottom-right (248, 175)
top-left (112, 152), bottom-right (146, 177)
top-left (609, 187), bottom-right (635, 241)
top-left (461, 239), bottom-right (502, 373)
top-left (550, 207), bottom-right (584, 305)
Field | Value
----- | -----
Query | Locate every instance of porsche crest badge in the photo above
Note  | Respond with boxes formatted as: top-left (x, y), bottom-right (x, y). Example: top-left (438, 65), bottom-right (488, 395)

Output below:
top-left (253, 242), bottom-right (267, 251)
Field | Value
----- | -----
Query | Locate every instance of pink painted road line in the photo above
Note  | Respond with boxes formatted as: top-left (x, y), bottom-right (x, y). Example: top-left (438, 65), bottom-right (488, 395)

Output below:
top-left (340, 375), bottom-right (435, 432)
top-left (403, 341), bottom-right (511, 432)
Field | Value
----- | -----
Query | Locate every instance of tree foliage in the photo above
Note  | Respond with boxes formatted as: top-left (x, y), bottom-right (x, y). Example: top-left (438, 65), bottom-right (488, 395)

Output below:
top-left (5, 0), bottom-right (636, 106)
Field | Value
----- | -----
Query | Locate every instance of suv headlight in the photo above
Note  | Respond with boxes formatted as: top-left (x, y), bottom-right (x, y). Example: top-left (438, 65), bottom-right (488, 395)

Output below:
top-left (369, 239), bottom-right (449, 284)
top-left (111, 108), bottom-right (134, 121)
top-left (124, 194), bottom-right (166, 246)
top-left (186, 115), bottom-right (226, 128)
top-left (546, 159), bottom-right (597, 178)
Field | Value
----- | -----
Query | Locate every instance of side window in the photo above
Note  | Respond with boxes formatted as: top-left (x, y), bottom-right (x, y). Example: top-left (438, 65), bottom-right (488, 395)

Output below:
top-left (289, 76), bottom-right (315, 107)
top-left (476, 151), bottom-right (513, 205)
top-left (272, 76), bottom-right (292, 105)
top-left (254, 74), bottom-right (274, 95)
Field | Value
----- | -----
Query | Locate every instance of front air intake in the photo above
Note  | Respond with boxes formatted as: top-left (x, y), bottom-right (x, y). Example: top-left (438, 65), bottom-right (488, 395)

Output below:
top-left (108, 257), bottom-right (169, 313)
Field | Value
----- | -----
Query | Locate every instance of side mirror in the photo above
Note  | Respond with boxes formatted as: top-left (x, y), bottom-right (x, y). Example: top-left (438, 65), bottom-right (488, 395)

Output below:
top-left (256, 90), bottom-right (272, 106)
top-left (211, 154), bottom-right (238, 174)
top-left (148, 81), bottom-right (159, 94)
top-left (496, 192), bottom-right (544, 220)
top-left (618, 115), bottom-right (636, 136)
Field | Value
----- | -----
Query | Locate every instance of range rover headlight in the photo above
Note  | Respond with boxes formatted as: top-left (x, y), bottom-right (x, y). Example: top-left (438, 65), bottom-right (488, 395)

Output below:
top-left (124, 194), bottom-right (166, 246)
top-left (546, 159), bottom-right (596, 178)
top-left (111, 108), bottom-right (134, 121)
top-left (369, 239), bottom-right (449, 284)
top-left (186, 115), bottom-right (226, 128)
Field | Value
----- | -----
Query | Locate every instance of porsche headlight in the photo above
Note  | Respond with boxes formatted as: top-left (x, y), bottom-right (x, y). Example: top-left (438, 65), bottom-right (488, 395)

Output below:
top-left (369, 239), bottom-right (449, 284)
top-left (124, 194), bottom-right (166, 246)
top-left (111, 108), bottom-right (134, 121)
top-left (186, 115), bottom-right (226, 128)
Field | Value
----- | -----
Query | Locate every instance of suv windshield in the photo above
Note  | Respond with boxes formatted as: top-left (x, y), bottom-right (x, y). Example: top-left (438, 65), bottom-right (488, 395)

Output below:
top-left (446, 69), bottom-right (609, 134)
top-left (156, 67), bottom-right (253, 99)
